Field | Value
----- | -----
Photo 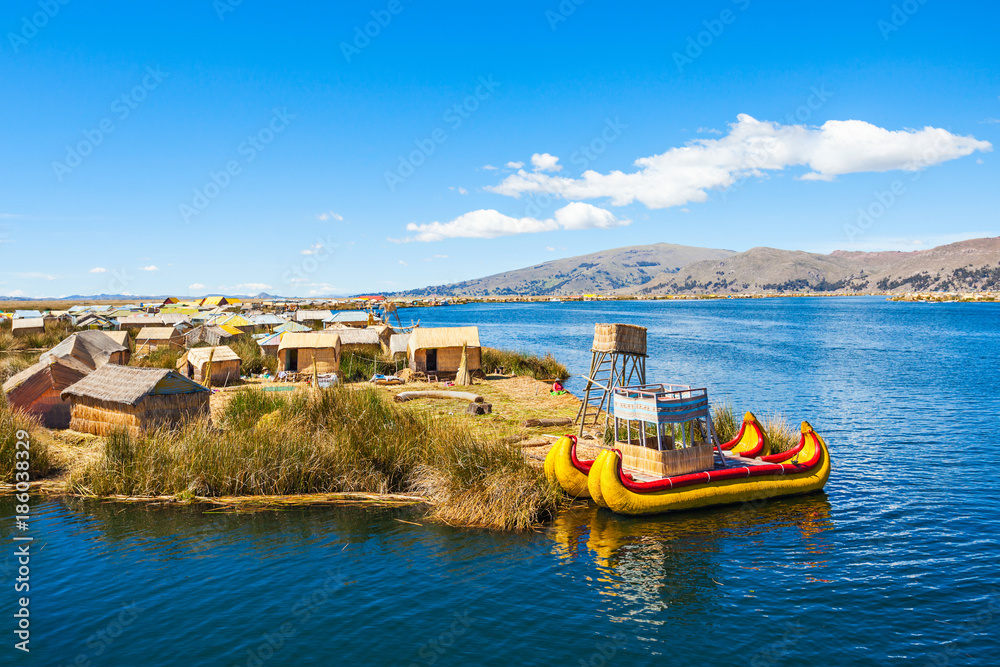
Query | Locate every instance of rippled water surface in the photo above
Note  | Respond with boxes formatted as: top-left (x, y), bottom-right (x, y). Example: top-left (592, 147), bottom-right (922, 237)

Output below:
top-left (4, 298), bottom-right (999, 665)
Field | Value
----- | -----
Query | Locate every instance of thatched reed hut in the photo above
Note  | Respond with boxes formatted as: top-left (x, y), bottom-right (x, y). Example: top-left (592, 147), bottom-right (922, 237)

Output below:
top-left (389, 333), bottom-right (410, 362)
top-left (331, 327), bottom-right (382, 357)
top-left (277, 332), bottom-right (341, 374)
top-left (42, 330), bottom-right (130, 368)
top-left (135, 326), bottom-right (184, 354)
top-left (12, 318), bottom-right (44, 337)
top-left (407, 326), bottom-right (481, 376)
top-left (61, 365), bottom-right (210, 437)
top-left (177, 345), bottom-right (242, 386)
top-left (3, 355), bottom-right (91, 428)
top-left (104, 330), bottom-right (133, 353)
top-left (256, 332), bottom-right (282, 358)
top-left (118, 315), bottom-right (163, 331)
top-left (184, 324), bottom-right (236, 347)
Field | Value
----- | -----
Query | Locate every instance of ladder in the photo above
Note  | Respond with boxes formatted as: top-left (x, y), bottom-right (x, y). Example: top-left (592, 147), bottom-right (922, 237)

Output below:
top-left (575, 350), bottom-right (646, 436)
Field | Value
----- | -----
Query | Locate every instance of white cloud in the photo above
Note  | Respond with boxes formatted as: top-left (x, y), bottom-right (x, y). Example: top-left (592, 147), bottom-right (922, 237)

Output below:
top-left (531, 152), bottom-right (562, 172)
top-left (233, 283), bottom-right (272, 292)
top-left (487, 115), bottom-right (991, 209)
top-left (301, 244), bottom-right (324, 255)
top-left (317, 211), bottom-right (344, 221)
top-left (188, 283), bottom-right (205, 290)
top-left (398, 260), bottom-right (408, 266)
top-left (434, 254), bottom-right (448, 258)
top-left (546, 246), bottom-right (556, 251)
top-left (139, 265), bottom-right (158, 272)
top-left (448, 186), bottom-right (469, 195)
top-left (7, 289), bottom-right (24, 297)
top-left (88, 267), bottom-right (107, 274)
top-left (980, 118), bottom-right (1000, 124)
top-left (697, 127), bottom-right (723, 135)
top-left (506, 161), bottom-right (524, 169)
top-left (397, 202), bottom-right (629, 242)
top-left (482, 164), bottom-right (498, 170)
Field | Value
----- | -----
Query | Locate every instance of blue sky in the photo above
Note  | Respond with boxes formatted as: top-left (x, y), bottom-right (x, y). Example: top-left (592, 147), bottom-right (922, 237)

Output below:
top-left (1, 0), bottom-right (997, 298)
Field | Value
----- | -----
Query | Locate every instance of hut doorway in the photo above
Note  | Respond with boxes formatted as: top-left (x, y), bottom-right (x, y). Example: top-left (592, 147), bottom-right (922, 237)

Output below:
top-left (425, 349), bottom-right (437, 372)
top-left (286, 349), bottom-right (298, 372)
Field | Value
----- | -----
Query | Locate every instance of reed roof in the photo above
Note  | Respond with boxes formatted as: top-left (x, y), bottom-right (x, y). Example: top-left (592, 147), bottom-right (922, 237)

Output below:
top-left (136, 326), bottom-right (181, 340)
top-left (12, 318), bottom-right (45, 330)
top-left (61, 365), bottom-right (208, 406)
top-left (277, 332), bottom-right (341, 351)
top-left (183, 345), bottom-right (241, 366)
top-left (4, 355), bottom-right (92, 403)
top-left (41, 330), bottom-right (128, 370)
top-left (407, 326), bottom-right (480, 351)
top-left (389, 333), bottom-right (410, 355)
top-left (332, 328), bottom-right (380, 346)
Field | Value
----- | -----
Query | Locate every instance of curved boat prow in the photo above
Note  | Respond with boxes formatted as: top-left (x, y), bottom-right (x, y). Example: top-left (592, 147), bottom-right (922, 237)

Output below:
top-left (544, 435), bottom-right (593, 499)
top-left (721, 411), bottom-right (770, 458)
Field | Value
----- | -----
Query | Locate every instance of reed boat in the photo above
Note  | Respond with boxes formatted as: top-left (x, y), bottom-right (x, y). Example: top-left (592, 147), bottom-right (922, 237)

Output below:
top-left (588, 421), bottom-right (830, 516)
top-left (545, 384), bottom-right (831, 516)
top-left (545, 410), bottom-right (772, 500)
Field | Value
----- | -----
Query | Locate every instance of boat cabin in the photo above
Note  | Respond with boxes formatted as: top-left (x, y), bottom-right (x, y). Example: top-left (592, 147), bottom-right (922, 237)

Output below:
top-left (612, 384), bottom-right (723, 477)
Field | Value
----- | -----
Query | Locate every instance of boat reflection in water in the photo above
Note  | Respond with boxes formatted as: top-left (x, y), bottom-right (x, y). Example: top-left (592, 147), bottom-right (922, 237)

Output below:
top-left (548, 494), bottom-right (834, 617)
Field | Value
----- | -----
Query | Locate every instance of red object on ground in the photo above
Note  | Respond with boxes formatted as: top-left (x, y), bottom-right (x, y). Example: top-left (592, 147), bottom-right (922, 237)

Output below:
top-left (552, 381), bottom-right (564, 392)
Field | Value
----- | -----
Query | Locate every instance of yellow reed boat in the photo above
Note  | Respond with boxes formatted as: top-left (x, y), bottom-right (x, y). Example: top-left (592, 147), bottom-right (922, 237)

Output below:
top-left (545, 384), bottom-right (831, 516)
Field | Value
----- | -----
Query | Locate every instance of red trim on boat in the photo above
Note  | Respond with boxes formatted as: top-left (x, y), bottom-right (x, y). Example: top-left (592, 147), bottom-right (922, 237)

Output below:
top-left (615, 434), bottom-right (824, 494)
top-left (721, 419), bottom-right (765, 458)
top-left (761, 432), bottom-right (805, 463)
top-left (568, 435), bottom-right (593, 474)
top-left (720, 420), bottom-right (747, 450)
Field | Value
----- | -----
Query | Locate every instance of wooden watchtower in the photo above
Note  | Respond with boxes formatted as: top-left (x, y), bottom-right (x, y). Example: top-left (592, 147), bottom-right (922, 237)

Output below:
top-left (575, 323), bottom-right (647, 436)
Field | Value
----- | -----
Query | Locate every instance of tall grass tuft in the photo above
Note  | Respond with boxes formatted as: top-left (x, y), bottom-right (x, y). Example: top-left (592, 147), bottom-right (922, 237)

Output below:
top-left (712, 402), bottom-right (739, 444)
top-left (130, 347), bottom-right (182, 369)
top-left (0, 395), bottom-right (54, 481)
top-left (0, 355), bottom-right (34, 384)
top-left (481, 348), bottom-right (569, 380)
top-left (763, 415), bottom-right (799, 453)
top-left (72, 385), bottom-right (560, 530)
top-left (229, 336), bottom-right (277, 376)
top-left (711, 404), bottom-right (799, 452)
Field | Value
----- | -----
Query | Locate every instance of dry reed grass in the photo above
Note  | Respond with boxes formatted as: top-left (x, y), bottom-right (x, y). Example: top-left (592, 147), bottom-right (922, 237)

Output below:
top-left (71, 385), bottom-right (562, 530)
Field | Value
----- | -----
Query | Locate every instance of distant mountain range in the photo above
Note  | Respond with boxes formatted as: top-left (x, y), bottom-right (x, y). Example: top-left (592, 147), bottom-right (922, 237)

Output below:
top-left (397, 237), bottom-right (1000, 296)
top-left (398, 243), bottom-right (736, 297)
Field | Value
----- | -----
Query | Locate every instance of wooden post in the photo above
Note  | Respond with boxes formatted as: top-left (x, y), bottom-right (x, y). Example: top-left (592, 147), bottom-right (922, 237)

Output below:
top-left (205, 348), bottom-right (215, 387)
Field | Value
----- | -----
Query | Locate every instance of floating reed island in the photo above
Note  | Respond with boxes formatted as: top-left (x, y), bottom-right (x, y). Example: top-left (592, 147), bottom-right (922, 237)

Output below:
top-left (2, 300), bottom-right (818, 530)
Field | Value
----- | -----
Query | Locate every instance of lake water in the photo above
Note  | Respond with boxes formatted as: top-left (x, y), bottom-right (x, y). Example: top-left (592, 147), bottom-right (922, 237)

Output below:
top-left (5, 297), bottom-right (999, 666)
